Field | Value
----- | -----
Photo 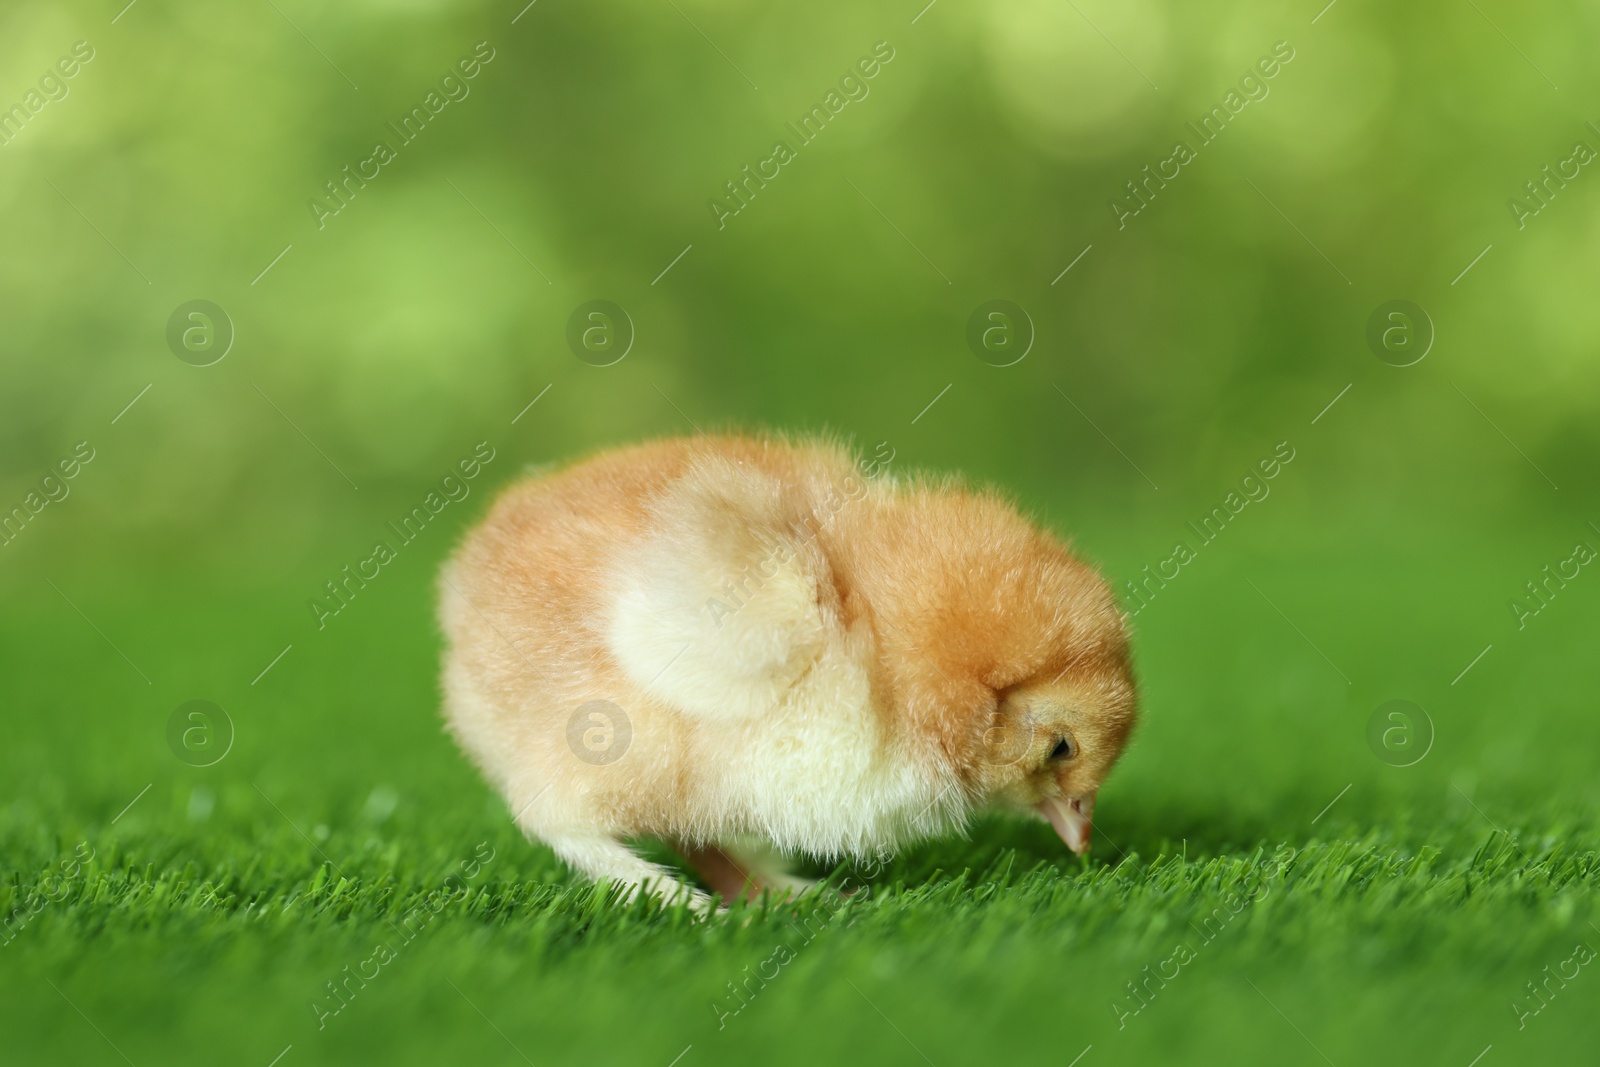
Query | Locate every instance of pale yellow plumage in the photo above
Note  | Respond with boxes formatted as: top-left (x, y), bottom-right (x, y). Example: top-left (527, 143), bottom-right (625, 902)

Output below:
top-left (439, 434), bottom-right (1136, 908)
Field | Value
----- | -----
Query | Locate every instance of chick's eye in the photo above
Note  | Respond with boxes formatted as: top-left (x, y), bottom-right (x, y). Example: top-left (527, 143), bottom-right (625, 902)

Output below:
top-left (1049, 736), bottom-right (1075, 761)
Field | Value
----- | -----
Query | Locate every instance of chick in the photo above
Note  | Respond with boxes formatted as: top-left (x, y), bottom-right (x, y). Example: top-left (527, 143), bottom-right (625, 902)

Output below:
top-left (439, 435), bottom-right (1136, 908)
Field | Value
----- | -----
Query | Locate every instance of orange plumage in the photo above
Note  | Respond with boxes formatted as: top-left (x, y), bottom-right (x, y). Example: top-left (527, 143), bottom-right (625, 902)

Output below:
top-left (439, 434), bottom-right (1136, 908)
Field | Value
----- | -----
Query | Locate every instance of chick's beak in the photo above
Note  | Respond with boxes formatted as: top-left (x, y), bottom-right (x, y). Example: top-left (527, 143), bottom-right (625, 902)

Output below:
top-left (1036, 793), bottom-right (1095, 856)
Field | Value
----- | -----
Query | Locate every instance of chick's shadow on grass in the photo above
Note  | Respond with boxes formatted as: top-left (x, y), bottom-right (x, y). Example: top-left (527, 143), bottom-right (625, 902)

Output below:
top-left (616, 802), bottom-right (1297, 903)
top-left (797, 805), bottom-right (1302, 893)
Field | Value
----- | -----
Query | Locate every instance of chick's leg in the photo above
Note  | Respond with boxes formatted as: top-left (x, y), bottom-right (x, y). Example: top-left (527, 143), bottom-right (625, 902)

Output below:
top-left (725, 839), bottom-right (821, 899)
top-left (677, 843), bottom-right (762, 903)
top-left (677, 839), bottom-right (819, 903)
top-left (544, 833), bottom-right (711, 912)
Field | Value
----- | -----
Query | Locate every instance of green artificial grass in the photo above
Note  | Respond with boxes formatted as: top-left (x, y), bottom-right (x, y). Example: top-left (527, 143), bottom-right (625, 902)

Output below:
top-left (4, 516), bottom-right (1599, 1066)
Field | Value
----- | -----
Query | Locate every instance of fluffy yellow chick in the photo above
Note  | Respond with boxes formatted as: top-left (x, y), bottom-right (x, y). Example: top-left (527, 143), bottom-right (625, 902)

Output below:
top-left (439, 435), bottom-right (1136, 908)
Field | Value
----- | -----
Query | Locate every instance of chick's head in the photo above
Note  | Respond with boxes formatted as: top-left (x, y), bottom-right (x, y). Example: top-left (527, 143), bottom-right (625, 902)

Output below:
top-left (852, 486), bottom-right (1137, 856)
top-left (974, 643), bottom-right (1136, 856)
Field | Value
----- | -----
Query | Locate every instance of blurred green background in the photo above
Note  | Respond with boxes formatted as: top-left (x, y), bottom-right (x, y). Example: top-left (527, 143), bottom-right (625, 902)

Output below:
top-left (3, 0), bottom-right (1598, 1063)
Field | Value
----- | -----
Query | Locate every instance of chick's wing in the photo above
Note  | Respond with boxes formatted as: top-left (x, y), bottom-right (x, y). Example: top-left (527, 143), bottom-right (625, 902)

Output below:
top-left (605, 454), bottom-right (835, 720)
